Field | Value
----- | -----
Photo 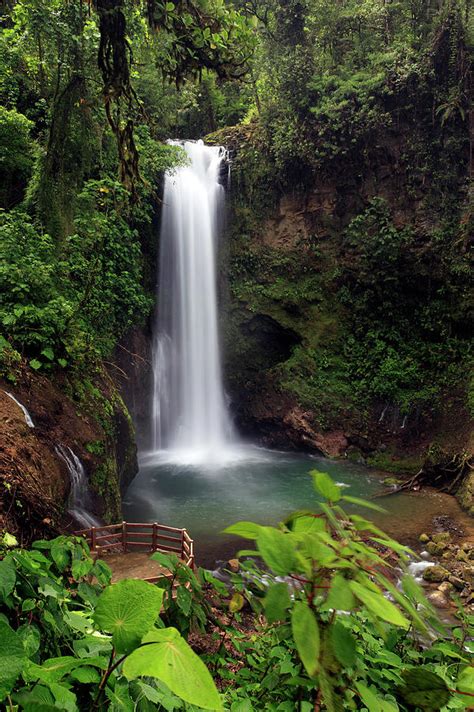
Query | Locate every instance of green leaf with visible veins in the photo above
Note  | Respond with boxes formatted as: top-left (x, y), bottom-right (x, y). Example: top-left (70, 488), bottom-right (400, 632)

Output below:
top-left (322, 574), bottom-right (356, 612)
top-left (311, 470), bottom-right (342, 502)
top-left (291, 601), bottom-right (320, 677)
top-left (93, 579), bottom-right (164, 653)
top-left (256, 527), bottom-right (296, 575)
top-left (0, 620), bottom-right (27, 702)
top-left (123, 627), bottom-right (223, 710)
top-left (350, 581), bottom-right (409, 629)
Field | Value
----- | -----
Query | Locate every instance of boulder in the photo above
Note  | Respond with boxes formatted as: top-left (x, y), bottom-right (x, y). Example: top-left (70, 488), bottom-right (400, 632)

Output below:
top-left (432, 532), bottom-right (452, 546)
top-left (427, 590), bottom-right (450, 609)
top-left (422, 565), bottom-right (448, 583)
top-left (426, 542), bottom-right (446, 556)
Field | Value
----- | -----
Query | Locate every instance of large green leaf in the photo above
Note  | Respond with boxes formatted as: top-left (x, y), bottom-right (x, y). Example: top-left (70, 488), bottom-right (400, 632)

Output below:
top-left (48, 682), bottom-right (77, 712)
top-left (455, 666), bottom-right (474, 703)
top-left (123, 627), bottom-right (223, 710)
top-left (264, 582), bottom-right (291, 623)
top-left (222, 522), bottom-right (262, 540)
top-left (302, 534), bottom-right (336, 565)
top-left (398, 668), bottom-right (450, 710)
top-left (349, 581), bottom-right (409, 629)
top-left (50, 538), bottom-right (72, 571)
top-left (23, 656), bottom-right (90, 684)
top-left (17, 624), bottom-right (40, 658)
top-left (311, 471), bottom-right (341, 502)
top-left (176, 585), bottom-right (192, 616)
top-left (342, 496), bottom-right (386, 513)
top-left (0, 557), bottom-right (16, 602)
top-left (14, 684), bottom-right (56, 711)
top-left (0, 620), bottom-right (27, 701)
top-left (322, 574), bottom-right (356, 612)
top-left (256, 527), bottom-right (296, 576)
top-left (355, 682), bottom-right (383, 712)
top-left (330, 622), bottom-right (356, 667)
top-left (93, 580), bottom-right (164, 653)
top-left (289, 513), bottom-right (327, 534)
top-left (291, 601), bottom-right (320, 677)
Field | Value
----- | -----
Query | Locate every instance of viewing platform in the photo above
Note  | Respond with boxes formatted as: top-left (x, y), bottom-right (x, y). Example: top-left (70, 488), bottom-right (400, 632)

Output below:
top-left (74, 521), bottom-right (195, 583)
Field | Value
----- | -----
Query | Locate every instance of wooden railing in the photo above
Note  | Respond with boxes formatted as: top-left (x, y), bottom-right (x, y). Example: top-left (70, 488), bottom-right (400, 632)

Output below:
top-left (74, 521), bottom-right (195, 570)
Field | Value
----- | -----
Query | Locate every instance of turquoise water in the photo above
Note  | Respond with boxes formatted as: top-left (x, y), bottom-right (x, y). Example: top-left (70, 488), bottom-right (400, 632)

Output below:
top-left (123, 448), bottom-right (425, 566)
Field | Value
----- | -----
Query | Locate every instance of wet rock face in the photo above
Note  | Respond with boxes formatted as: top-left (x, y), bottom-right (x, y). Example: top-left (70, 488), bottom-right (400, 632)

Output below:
top-left (113, 326), bottom-right (154, 449)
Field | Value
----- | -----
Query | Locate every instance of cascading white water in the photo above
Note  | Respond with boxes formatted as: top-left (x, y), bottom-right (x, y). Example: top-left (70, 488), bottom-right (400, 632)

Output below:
top-left (151, 140), bottom-right (236, 465)
top-left (56, 444), bottom-right (100, 528)
top-left (4, 391), bottom-right (35, 428)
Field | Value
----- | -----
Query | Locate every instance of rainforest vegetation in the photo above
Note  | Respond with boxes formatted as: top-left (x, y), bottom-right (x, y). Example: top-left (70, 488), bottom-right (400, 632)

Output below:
top-left (0, 0), bottom-right (473, 710)
top-left (1, 475), bottom-right (474, 710)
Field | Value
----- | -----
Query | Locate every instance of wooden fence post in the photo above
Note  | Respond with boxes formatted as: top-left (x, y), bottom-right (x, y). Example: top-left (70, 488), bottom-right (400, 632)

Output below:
top-left (152, 523), bottom-right (158, 552)
top-left (91, 527), bottom-right (96, 551)
top-left (122, 521), bottom-right (127, 553)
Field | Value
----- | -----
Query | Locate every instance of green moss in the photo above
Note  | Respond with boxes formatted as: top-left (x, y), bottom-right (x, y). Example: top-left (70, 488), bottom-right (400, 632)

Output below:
top-left (66, 369), bottom-right (137, 523)
top-left (85, 440), bottom-right (105, 456)
top-left (456, 472), bottom-right (474, 516)
top-left (90, 454), bottom-right (121, 523)
top-left (366, 451), bottom-right (423, 475)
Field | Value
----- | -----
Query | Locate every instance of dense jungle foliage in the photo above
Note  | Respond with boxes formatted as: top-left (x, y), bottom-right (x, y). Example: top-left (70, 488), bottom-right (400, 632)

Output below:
top-left (0, 0), bottom-right (471, 404)
top-left (0, 0), bottom-right (473, 710)
top-left (218, 0), bottom-right (473, 440)
top-left (1, 475), bottom-right (473, 711)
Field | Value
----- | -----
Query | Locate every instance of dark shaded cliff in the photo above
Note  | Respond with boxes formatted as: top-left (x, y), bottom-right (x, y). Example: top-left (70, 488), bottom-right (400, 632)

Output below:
top-left (208, 80), bottom-right (473, 504)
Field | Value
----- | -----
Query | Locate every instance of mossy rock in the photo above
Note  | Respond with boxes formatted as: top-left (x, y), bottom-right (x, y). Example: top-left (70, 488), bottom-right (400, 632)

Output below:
top-left (422, 566), bottom-right (448, 583)
top-left (426, 541), bottom-right (447, 556)
top-left (383, 477), bottom-right (404, 486)
top-left (456, 470), bottom-right (474, 516)
top-left (432, 532), bottom-right (452, 546)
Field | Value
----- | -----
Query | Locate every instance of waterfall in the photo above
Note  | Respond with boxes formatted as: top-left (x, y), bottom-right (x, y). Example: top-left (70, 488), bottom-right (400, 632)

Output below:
top-left (151, 140), bottom-right (236, 465)
top-left (55, 445), bottom-right (100, 529)
top-left (4, 391), bottom-right (35, 428)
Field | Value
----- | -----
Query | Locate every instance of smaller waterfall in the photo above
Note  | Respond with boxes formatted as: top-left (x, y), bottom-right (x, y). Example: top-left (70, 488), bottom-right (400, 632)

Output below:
top-left (56, 445), bottom-right (100, 529)
top-left (5, 391), bottom-right (35, 428)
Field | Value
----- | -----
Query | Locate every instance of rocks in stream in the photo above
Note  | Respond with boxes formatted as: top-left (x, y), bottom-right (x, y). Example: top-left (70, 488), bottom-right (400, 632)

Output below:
top-left (418, 531), bottom-right (474, 610)
top-left (422, 565), bottom-right (448, 583)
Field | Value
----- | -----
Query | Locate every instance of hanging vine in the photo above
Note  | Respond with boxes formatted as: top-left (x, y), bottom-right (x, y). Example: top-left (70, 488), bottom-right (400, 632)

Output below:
top-left (92, 0), bottom-right (253, 197)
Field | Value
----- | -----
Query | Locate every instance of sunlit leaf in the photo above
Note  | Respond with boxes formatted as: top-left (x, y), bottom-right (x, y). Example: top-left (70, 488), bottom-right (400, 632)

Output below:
top-left (223, 522), bottom-right (262, 540)
top-left (311, 470), bottom-right (342, 502)
top-left (257, 527), bottom-right (297, 576)
top-left (123, 627), bottom-right (222, 710)
top-left (350, 581), bottom-right (409, 629)
top-left (93, 580), bottom-right (164, 653)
